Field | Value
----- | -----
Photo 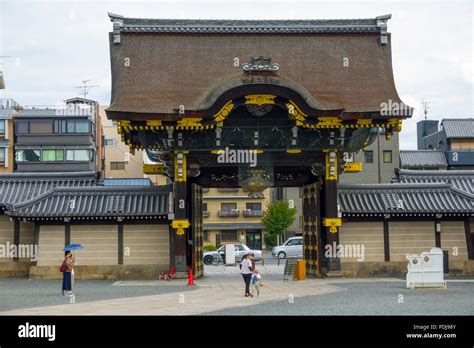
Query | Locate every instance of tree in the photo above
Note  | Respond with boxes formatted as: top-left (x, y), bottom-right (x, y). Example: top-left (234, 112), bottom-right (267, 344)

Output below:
top-left (261, 200), bottom-right (297, 246)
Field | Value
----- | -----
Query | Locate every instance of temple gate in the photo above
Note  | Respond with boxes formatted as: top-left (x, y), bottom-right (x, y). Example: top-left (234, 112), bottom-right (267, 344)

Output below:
top-left (105, 13), bottom-right (411, 277)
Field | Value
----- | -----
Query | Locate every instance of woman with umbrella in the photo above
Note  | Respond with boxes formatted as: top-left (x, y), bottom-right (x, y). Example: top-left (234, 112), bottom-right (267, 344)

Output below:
top-left (61, 244), bottom-right (83, 296)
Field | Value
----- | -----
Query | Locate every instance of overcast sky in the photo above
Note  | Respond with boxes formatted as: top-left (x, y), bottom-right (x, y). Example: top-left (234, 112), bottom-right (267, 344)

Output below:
top-left (0, 0), bottom-right (472, 149)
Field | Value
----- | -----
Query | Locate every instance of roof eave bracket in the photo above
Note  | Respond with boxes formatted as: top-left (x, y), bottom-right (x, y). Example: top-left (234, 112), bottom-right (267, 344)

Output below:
top-left (109, 13), bottom-right (124, 45)
top-left (376, 14), bottom-right (391, 45)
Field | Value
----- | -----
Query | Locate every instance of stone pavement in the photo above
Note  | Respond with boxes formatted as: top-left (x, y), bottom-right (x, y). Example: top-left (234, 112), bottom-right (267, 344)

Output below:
top-left (2, 271), bottom-right (469, 315)
top-left (0, 273), bottom-right (344, 315)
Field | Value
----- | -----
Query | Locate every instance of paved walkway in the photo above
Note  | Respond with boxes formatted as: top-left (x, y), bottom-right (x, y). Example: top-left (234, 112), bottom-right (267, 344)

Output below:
top-left (2, 274), bottom-right (472, 315)
top-left (0, 275), bottom-right (343, 315)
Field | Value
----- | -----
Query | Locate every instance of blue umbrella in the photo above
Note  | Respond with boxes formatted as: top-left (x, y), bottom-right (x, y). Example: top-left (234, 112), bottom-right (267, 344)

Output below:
top-left (63, 244), bottom-right (85, 251)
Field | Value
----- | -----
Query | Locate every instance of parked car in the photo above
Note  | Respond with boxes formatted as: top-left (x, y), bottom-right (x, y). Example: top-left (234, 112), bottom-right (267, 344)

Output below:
top-left (271, 236), bottom-right (303, 259)
top-left (203, 244), bottom-right (262, 265)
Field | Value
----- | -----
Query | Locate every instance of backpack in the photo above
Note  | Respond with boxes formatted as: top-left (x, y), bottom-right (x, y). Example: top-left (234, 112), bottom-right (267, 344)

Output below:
top-left (59, 261), bottom-right (66, 273)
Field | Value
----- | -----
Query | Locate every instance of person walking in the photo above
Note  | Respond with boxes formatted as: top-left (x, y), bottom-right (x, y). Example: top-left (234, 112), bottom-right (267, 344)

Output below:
top-left (250, 268), bottom-right (263, 297)
top-left (61, 251), bottom-right (74, 297)
top-left (240, 252), bottom-right (254, 297)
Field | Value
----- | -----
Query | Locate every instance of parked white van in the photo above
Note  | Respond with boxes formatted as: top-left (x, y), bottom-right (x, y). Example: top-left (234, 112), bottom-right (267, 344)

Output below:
top-left (271, 236), bottom-right (303, 259)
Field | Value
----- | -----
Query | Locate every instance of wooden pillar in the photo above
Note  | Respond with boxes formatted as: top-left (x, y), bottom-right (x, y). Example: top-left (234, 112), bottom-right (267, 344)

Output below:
top-left (118, 223), bottom-right (124, 265)
top-left (383, 220), bottom-right (390, 262)
top-left (65, 223), bottom-right (71, 247)
top-left (323, 150), bottom-right (342, 273)
top-left (13, 219), bottom-right (20, 262)
top-left (33, 224), bottom-right (40, 264)
top-left (465, 218), bottom-right (473, 260)
top-left (171, 151), bottom-right (190, 273)
top-left (302, 182), bottom-right (321, 277)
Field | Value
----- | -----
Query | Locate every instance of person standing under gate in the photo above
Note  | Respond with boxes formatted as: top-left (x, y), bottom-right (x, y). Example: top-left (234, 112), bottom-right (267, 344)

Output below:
top-left (240, 253), bottom-right (254, 297)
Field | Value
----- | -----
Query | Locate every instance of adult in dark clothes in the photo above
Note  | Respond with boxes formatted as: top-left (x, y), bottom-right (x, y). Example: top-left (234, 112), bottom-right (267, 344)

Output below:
top-left (240, 253), bottom-right (255, 297)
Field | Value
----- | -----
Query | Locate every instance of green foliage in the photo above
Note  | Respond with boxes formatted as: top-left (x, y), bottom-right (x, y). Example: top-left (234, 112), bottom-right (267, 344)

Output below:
top-left (261, 200), bottom-right (297, 238)
top-left (203, 245), bottom-right (217, 252)
top-left (264, 233), bottom-right (277, 247)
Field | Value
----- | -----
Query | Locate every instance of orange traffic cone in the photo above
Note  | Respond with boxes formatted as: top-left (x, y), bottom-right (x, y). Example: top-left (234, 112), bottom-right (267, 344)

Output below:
top-left (187, 268), bottom-right (195, 286)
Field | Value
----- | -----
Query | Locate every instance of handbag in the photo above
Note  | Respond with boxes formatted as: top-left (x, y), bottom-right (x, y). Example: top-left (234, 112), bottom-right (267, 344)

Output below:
top-left (59, 261), bottom-right (67, 273)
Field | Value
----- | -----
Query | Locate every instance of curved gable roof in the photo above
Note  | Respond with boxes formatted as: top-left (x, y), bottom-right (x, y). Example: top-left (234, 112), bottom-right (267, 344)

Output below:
top-left (106, 14), bottom-right (410, 120)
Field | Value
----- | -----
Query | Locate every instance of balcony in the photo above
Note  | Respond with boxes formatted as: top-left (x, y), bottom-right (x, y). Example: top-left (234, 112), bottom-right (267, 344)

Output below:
top-left (243, 209), bottom-right (263, 217)
top-left (203, 211), bottom-right (210, 218)
top-left (218, 188), bottom-right (239, 193)
top-left (218, 209), bottom-right (240, 217)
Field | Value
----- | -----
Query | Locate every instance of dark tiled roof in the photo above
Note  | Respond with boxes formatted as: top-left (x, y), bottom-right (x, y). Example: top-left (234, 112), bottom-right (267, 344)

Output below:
top-left (339, 183), bottom-right (473, 216)
top-left (394, 169), bottom-right (474, 194)
top-left (203, 223), bottom-right (264, 231)
top-left (109, 13), bottom-right (389, 34)
top-left (0, 172), bottom-right (98, 207)
top-left (106, 14), bottom-right (407, 117)
top-left (6, 185), bottom-right (171, 220)
top-left (442, 118), bottom-right (474, 139)
top-left (400, 150), bottom-right (447, 168)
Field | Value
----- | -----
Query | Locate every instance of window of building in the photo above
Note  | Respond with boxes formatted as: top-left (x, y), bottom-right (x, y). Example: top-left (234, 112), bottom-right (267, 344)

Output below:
top-left (203, 203), bottom-right (208, 211)
top-left (0, 148), bottom-right (5, 163)
top-left (221, 230), bottom-right (237, 242)
top-left (64, 120), bottom-right (89, 134)
top-left (246, 202), bottom-right (262, 211)
top-left (16, 149), bottom-right (41, 162)
top-left (29, 121), bottom-right (54, 134)
top-left (104, 139), bottom-right (116, 147)
top-left (42, 149), bottom-right (64, 162)
top-left (383, 150), bottom-right (392, 163)
top-left (203, 231), bottom-right (210, 242)
top-left (0, 120), bottom-right (5, 135)
top-left (16, 122), bottom-right (29, 134)
top-left (364, 150), bottom-right (374, 164)
top-left (110, 161), bottom-right (127, 170)
top-left (66, 121), bottom-right (76, 133)
top-left (66, 149), bottom-right (90, 161)
top-left (53, 120), bottom-right (60, 133)
top-left (221, 203), bottom-right (237, 212)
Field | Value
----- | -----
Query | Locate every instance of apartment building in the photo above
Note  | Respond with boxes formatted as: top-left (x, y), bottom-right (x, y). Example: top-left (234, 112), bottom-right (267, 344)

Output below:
top-left (203, 188), bottom-right (270, 250)
top-left (99, 105), bottom-right (144, 178)
top-left (14, 98), bottom-right (104, 173)
top-left (0, 99), bottom-right (20, 173)
top-left (339, 130), bottom-right (400, 184)
top-left (414, 118), bottom-right (474, 169)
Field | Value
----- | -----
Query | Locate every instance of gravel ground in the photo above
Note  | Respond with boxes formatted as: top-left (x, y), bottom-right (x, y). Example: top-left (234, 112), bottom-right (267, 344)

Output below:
top-left (0, 278), bottom-right (195, 312)
top-left (203, 281), bottom-right (474, 315)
